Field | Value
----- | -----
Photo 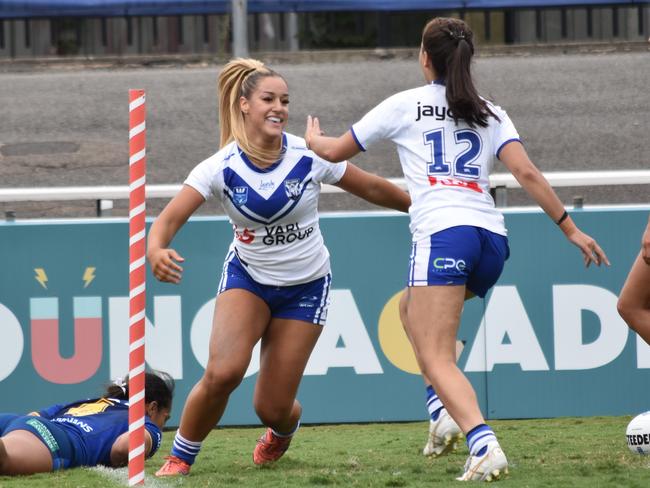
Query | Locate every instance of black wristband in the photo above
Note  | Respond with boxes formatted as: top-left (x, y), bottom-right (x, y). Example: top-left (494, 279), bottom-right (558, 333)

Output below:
top-left (556, 210), bottom-right (569, 225)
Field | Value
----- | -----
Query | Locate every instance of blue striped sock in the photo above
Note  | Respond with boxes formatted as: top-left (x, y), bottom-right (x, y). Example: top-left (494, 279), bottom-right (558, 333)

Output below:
top-left (170, 431), bottom-right (202, 465)
top-left (466, 424), bottom-right (497, 457)
top-left (271, 419), bottom-right (300, 438)
top-left (426, 385), bottom-right (444, 421)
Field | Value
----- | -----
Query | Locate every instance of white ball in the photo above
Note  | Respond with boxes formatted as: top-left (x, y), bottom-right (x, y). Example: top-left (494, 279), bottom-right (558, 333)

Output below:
top-left (626, 412), bottom-right (650, 455)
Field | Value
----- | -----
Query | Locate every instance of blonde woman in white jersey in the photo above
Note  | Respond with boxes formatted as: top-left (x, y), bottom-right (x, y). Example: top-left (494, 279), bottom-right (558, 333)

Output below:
top-left (147, 58), bottom-right (410, 476)
top-left (306, 17), bottom-right (609, 482)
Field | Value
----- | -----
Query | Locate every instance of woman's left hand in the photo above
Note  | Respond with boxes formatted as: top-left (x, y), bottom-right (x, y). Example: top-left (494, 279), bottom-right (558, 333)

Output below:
top-left (566, 229), bottom-right (610, 267)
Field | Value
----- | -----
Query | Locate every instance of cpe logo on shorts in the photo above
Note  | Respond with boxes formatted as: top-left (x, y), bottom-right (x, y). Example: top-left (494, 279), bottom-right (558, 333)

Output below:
top-left (433, 257), bottom-right (466, 273)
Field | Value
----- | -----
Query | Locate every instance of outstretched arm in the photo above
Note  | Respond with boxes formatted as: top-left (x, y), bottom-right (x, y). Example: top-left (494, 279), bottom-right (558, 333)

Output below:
top-left (147, 185), bottom-right (205, 284)
top-left (642, 215), bottom-right (650, 265)
top-left (305, 116), bottom-right (361, 162)
top-left (110, 430), bottom-right (154, 467)
top-left (335, 163), bottom-right (410, 213)
top-left (498, 141), bottom-right (609, 267)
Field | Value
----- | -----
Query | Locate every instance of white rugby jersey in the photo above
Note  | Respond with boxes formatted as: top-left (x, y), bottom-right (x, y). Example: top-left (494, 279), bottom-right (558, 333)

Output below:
top-left (351, 81), bottom-right (520, 241)
top-left (184, 133), bottom-right (347, 286)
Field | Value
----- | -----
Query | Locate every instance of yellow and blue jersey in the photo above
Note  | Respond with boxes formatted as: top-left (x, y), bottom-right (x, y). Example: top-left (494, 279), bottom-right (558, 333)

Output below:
top-left (34, 397), bottom-right (162, 467)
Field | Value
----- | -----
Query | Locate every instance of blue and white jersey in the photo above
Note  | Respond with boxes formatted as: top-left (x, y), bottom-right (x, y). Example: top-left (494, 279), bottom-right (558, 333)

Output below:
top-left (351, 82), bottom-right (520, 242)
top-left (185, 132), bottom-right (347, 286)
top-left (37, 398), bottom-right (161, 467)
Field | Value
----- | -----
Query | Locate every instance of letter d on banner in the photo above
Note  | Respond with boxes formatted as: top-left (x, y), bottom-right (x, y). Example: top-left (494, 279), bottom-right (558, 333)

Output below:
top-left (553, 284), bottom-right (628, 370)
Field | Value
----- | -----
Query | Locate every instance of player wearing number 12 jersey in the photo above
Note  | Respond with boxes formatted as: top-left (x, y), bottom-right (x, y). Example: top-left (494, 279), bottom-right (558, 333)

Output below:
top-left (306, 17), bottom-right (609, 482)
top-left (351, 79), bottom-right (518, 243)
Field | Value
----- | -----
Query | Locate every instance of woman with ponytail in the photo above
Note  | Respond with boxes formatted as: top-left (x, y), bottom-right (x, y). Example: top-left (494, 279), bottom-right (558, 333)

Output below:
top-left (147, 58), bottom-right (410, 476)
top-left (0, 371), bottom-right (174, 474)
top-left (306, 17), bottom-right (609, 482)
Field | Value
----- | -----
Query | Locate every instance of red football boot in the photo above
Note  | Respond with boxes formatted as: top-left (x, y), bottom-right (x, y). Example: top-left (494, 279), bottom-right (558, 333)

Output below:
top-left (155, 455), bottom-right (191, 477)
top-left (253, 428), bottom-right (293, 465)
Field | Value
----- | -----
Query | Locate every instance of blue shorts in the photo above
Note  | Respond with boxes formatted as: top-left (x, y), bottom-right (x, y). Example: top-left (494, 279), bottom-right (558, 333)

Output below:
top-left (0, 414), bottom-right (76, 470)
top-left (407, 226), bottom-right (509, 298)
top-left (217, 252), bottom-right (332, 326)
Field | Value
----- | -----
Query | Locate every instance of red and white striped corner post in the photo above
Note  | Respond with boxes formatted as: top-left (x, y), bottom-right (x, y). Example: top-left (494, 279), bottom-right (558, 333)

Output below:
top-left (128, 89), bottom-right (146, 486)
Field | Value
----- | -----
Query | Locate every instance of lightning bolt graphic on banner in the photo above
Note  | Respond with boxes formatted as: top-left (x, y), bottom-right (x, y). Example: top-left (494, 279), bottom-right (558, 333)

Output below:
top-left (83, 267), bottom-right (96, 288)
top-left (34, 268), bottom-right (48, 289)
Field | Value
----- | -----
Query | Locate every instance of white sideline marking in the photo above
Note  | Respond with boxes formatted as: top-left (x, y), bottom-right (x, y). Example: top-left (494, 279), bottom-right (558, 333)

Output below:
top-left (88, 465), bottom-right (172, 487)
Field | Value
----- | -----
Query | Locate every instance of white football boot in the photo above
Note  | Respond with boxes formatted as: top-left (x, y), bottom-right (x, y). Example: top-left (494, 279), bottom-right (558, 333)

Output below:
top-left (422, 408), bottom-right (463, 457)
top-left (456, 440), bottom-right (508, 482)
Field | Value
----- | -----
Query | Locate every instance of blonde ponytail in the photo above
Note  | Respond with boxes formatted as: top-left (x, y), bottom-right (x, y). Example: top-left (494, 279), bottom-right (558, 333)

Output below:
top-left (217, 58), bottom-right (285, 167)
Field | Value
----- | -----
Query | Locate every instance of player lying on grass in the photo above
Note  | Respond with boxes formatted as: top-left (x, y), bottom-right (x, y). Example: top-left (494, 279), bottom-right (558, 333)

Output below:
top-left (0, 371), bottom-right (173, 475)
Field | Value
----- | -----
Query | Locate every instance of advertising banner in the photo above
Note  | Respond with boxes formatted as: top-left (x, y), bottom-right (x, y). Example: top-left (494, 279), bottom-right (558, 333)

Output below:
top-left (0, 207), bottom-right (647, 426)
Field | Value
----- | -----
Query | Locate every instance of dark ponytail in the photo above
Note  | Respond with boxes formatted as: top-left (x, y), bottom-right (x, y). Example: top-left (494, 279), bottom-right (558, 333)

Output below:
top-left (422, 17), bottom-right (499, 128)
top-left (104, 370), bottom-right (175, 410)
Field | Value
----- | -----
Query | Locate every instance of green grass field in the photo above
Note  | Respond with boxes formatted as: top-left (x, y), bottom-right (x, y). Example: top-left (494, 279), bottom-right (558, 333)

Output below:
top-left (1, 416), bottom-right (649, 487)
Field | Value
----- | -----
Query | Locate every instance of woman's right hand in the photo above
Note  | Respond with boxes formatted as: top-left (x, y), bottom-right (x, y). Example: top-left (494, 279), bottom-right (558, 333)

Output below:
top-left (147, 248), bottom-right (185, 284)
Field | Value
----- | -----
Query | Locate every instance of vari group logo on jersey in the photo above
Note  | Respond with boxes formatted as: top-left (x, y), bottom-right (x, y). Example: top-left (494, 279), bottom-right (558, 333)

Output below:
top-left (233, 186), bottom-right (248, 206)
top-left (284, 179), bottom-right (302, 200)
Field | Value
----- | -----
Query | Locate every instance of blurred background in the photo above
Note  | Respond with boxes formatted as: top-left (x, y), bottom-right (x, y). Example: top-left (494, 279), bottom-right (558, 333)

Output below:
top-left (0, 0), bottom-right (648, 220)
top-left (0, 0), bottom-right (648, 58)
top-left (1, 0), bottom-right (649, 427)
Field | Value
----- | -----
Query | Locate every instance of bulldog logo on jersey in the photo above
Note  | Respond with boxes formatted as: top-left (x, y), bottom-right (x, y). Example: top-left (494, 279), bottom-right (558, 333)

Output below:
top-left (284, 179), bottom-right (302, 200)
top-left (233, 186), bottom-right (248, 206)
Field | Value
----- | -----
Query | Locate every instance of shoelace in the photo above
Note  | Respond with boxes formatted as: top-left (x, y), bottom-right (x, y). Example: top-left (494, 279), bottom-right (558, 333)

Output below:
top-left (162, 456), bottom-right (187, 469)
top-left (259, 433), bottom-right (289, 454)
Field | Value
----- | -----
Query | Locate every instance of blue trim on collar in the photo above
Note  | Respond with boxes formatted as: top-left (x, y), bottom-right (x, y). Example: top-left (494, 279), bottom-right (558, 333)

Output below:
top-left (432, 78), bottom-right (445, 86)
top-left (238, 133), bottom-right (287, 173)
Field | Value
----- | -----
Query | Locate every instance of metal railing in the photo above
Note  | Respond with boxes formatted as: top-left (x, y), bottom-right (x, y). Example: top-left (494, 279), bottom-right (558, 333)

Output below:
top-left (1, 170), bottom-right (649, 217)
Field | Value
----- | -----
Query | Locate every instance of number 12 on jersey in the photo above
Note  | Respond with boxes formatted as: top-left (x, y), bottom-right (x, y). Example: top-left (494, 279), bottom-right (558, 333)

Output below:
top-left (423, 128), bottom-right (483, 179)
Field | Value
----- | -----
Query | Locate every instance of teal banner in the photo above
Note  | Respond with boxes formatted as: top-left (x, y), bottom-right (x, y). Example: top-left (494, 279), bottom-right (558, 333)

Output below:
top-left (0, 207), bottom-right (647, 426)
